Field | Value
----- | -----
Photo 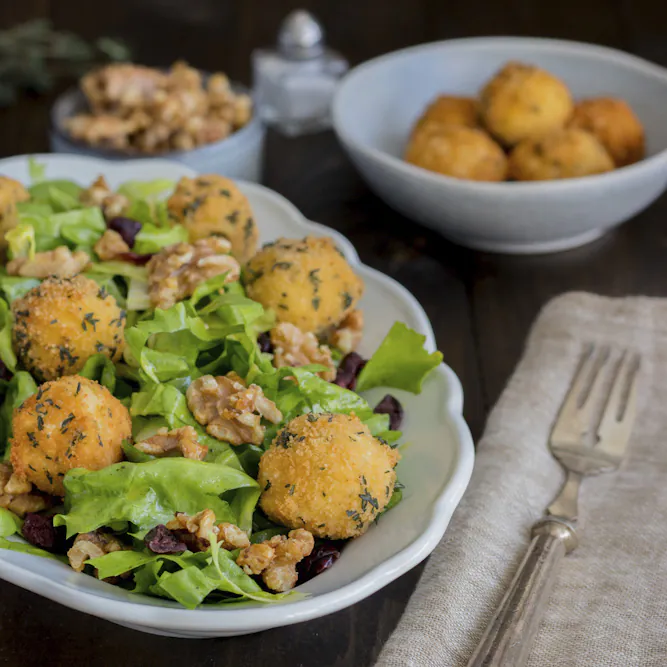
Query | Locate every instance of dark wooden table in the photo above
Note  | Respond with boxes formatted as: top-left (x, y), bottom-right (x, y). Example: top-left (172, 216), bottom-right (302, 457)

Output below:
top-left (1, 1), bottom-right (666, 665)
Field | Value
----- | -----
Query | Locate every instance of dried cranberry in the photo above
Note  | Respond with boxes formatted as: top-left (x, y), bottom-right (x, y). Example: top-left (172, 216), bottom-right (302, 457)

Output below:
top-left (374, 394), bottom-right (404, 430)
top-left (108, 217), bottom-right (142, 248)
top-left (257, 332), bottom-right (273, 354)
top-left (297, 540), bottom-right (343, 583)
top-left (334, 352), bottom-right (366, 390)
top-left (0, 360), bottom-right (12, 381)
top-left (117, 251), bottom-right (153, 266)
top-left (22, 513), bottom-right (57, 550)
top-left (144, 525), bottom-right (188, 554)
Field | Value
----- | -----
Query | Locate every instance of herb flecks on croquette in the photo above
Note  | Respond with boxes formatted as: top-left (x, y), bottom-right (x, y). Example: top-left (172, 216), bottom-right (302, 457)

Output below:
top-left (12, 275), bottom-right (126, 382)
top-left (258, 413), bottom-right (399, 540)
top-left (10, 375), bottom-right (130, 496)
top-left (244, 236), bottom-right (363, 335)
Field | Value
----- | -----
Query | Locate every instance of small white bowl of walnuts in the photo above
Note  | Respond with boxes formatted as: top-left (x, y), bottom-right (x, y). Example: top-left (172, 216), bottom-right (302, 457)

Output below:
top-left (333, 37), bottom-right (667, 253)
top-left (51, 61), bottom-right (264, 182)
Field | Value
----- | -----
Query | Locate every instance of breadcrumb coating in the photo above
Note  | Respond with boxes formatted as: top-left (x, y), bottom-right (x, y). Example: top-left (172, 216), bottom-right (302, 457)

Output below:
top-left (258, 413), bottom-right (399, 539)
top-left (11, 375), bottom-right (130, 496)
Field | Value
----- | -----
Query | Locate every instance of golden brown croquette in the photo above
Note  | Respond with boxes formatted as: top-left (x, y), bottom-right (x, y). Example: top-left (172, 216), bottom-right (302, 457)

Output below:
top-left (11, 375), bottom-right (130, 496)
top-left (244, 237), bottom-right (363, 335)
top-left (508, 128), bottom-right (614, 181)
top-left (12, 275), bottom-right (126, 382)
top-left (258, 413), bottom-right (399, 540)
top-left (405, 125), bottom-right (508, 181)
top-left (167, 174), bottom-right (258, 263)
top-left (480, 61), bottom-right (573, 146)
top-left (569, 97), bottom-right (645, 167)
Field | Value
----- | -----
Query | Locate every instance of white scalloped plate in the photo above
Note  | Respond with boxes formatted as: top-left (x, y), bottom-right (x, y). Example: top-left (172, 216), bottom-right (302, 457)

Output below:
top-left (0, 154), bottom-right (474, 638)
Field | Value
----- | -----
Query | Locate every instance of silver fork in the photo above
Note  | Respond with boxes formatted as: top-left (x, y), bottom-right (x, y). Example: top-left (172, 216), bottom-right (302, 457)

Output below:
top-left (467, 344), bottom-right (641, 667)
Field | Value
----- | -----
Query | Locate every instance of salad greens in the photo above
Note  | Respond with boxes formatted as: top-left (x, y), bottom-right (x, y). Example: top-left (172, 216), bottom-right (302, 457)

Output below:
top-left (357, 322), bottom-right (443, 394)
top-left (0, 507), bottom-right (21, 537)
top-left (88, 538), bottom-right (299, 608)
top-left (54, 458), bottom-right (260, 537)
top-left (0, 372), bottom-right (38, 450)
top-left (0, 297), bottom-right (17, 372)
top-left (0, 166), bottom-right (445, 610)
top-left (0, 173), bottom-right (176, 312)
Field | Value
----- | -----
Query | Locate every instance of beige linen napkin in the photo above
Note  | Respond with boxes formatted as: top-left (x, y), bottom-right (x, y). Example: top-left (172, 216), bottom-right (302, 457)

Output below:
top-left (375, 292), bottom-right (667, 667)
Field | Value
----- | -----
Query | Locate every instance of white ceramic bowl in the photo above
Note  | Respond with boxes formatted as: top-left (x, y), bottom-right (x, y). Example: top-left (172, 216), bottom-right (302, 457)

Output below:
top-left (0, 154), bottom-right (474, 637)
top-left (333, 37), bottom-right (667, 254)
top-left (50, 87), bottom-right (265, 182)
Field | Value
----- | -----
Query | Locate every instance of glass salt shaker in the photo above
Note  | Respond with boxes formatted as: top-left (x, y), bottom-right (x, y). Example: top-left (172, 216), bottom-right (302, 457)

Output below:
top-left (252, 10), bottom-right (348, 136)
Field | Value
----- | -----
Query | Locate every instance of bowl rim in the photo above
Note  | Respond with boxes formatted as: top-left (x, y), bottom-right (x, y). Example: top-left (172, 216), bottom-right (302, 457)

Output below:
top-left (333, 35), bottom-right (667, 193)
top-left (51, 82), bottom-right (263, 160)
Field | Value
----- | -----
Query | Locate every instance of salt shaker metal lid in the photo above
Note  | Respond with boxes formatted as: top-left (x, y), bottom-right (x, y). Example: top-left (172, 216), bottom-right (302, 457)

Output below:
top-left (278, 10), bottom-right (325, 59)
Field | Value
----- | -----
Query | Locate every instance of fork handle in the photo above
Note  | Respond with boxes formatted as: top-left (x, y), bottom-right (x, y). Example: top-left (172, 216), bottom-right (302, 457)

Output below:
top-left (466, 518), bottom-right (578, 667)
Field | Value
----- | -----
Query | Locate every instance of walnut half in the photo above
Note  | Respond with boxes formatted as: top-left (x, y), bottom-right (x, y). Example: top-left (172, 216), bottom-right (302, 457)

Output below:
top-left (93, 229), bottom-right (130, 261)
top-left (134, 426), bottom-right (208, 461)
top-left (6, 246), bottom-right (91, 279)
top-left (147, 237), bottom-right (240, 310)
top-left (67, 530), bottom-right (127, 573)
top-left (0, 463), bottom-right (47, 517)
top-left (78, 175), bottom-right (130, 220)
top-left (186, 372), bottom-right (282, 446)
top-left (270, 322), bottom-right (335, 381)
top-left (166, 509), bottom-right (250, 551)
top-left (236, 528), bottom-right (314, 592)
top-left (329, 309), bottom-right (364, 355)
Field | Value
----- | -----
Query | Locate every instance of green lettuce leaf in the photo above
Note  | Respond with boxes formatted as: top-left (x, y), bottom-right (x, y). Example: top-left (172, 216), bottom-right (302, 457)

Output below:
top-left (5, 224), bottom-right (35, 260)
top-left (0, 536), bottom-right (65, 561)
top-left (0, 508), bottom-right (21, 537)
top-left (156, 565), bottom-right (218, 608)
top-left (117, 179), bottom-right (174, 202)
top-left (124, 290), bottom-right (272, 383)
top-left (93, 261), bottom-right (148, 282)
top-left (27, 156), bottom-right (46, 183)
top-left (16, 204), bottom-right (105, 254)
top-left (118, 179), bottom-right (174, 229)
top-left (28, 180), bottom-right (83, 212)
top-left (291, 367), bottom-right (372, 416)
top-left (87, 549), bottom-right (161, 579)
top-left (125, 302), bottom-right (215, 383)
top-left (0, 275), bottom-right (41, 302)
top-left (356, 322), bottom-right (443, 394)
top-left (122, 440), bottom-right (154, 463)
top-left (54, 458), bottom-right (259, 537)
top-left (0, 372), bottom-right (38, 454)
top-left (99, 539), bottom-right (300, 609)
top-left (126, 277), bottom-right (150, 312)
top-left (385, 487), bottom-right (403, 511)
top-left (0, 297), bottom-right (17, 372)
top-left (78, 354), bottom-right (117, 392)
top-left (133, 222), bottom-right (187, 254)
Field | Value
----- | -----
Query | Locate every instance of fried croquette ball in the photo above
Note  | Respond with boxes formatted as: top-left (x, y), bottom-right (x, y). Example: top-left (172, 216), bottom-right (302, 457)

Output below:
top-left (12, 275), bottom-right (126, 382)
top-left (0, 176), bottom-right (29, 253)
top-left (480, 61), bottom-right (573, 146)
top-left (412, 96), bottom-right (479, 136)
top-left (258, 413), bottom-right (400, 539)
top-left (508, 128), bottom-right (614, 181)
top-left (10, 375), bottom-right (130, 496)
top-left (244, 236), bottom-right (364, 334)
top-left (405, 125), bottom-right (508, 181)
top-left (568, 97), bottom-right (645, 167)
top-left (167, 174), bottom-right (258, 263)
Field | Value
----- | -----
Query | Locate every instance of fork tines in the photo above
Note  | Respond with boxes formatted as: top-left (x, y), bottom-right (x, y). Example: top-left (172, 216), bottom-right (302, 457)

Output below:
top-left (552, 344), bottom-right (640, 461)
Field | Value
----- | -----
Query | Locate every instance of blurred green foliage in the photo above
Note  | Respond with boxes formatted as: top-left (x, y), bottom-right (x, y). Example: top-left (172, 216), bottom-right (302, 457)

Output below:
top-left (0, 19), bottom-right (131, 106)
